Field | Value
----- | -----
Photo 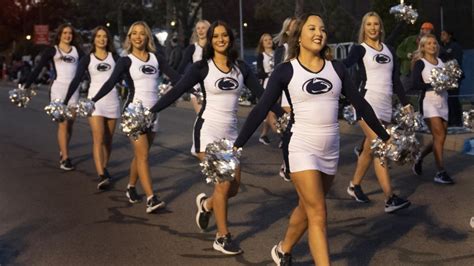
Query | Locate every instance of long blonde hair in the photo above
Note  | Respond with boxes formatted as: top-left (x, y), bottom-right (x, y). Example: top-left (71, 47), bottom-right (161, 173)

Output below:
top-left (273, 17), bottom-right (296, 46)
top-left (411, 34), bottom-right (439, 68)
top-left (123, 21), bottom-right (156, 54)
top-left (190, 20), bottom-right (210, 44)
top-left (358, 12), bottom-right (385, 43)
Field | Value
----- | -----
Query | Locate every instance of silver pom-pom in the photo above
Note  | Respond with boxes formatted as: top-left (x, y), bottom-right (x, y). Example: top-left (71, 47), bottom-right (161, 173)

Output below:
top-left (429, 60), bottom-right (463, 94)
top-left (343, 105), bottom-right (357, 125)
top-left (120, 101), bottom-right (155, 140)
top-left (44, 99), bottom-right (74, 122)
top-left (199, 139), bottom-right (241, 184)
top-left (8, 84), bottom-right (37, 108)
top-left (275, 113), bottom-right (291, 134)
top-left (190, 85), bottom-right (204, 105)
top-left (74, 98), bottom-right (95, 117)
top-left (463, 110), bottom-right (474, 130)
top-left (239, 87), bottom-right (252, 104)
top-left (389, 2), bottom-right (418, 24)
top-left (371, 125), bottom-right (421, 167)
top-left (392, 104), bottom-right (422, 131)
top-left (158, 83), bottom-right (173, 98)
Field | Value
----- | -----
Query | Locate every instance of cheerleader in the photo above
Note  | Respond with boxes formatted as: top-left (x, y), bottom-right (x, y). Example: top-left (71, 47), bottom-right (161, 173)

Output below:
top-left (63, 26), bottom-right (120, 190)
top-left (177, 20), bottom-right (210, 113)
top-left (343, 12), bottom-right (411, 212)
top-left (256, 33), bottom-right (277, 145)
top-left (411, 34), bottom-right (454, 184)
top-left (91, 21), bottom-right (180, 213)
top-left (233, 13), bottom-right (390, 265)
top-left (22, 23), bottom-right (84, 171)
top-left (150, 21), bottom-right (283, 255)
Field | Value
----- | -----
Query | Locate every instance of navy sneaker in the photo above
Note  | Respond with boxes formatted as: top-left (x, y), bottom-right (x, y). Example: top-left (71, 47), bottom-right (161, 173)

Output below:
top-left (60, 158), bottom-right (75, 171)
top-left (434, 171), bottom-right (454, 184)
top-left (385, 194), bottom-right (411, 213)
top-left (146, 195), bottom-right (166, 213)
top-left (271, 244), bottom-right (292, 266)
top-left (213, 233), bottom-right (242, 255)
top-left (126, 186), bottom-right (141, 203)
top-left (347, 182), bottom-right (370, 203)
top-left (195, 193), bottom-right (212, 230)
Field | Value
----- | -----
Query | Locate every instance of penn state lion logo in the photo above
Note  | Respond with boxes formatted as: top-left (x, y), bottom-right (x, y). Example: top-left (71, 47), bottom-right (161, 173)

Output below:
top-left (373, 54), bottom-right (391, 64)
top-left (140, 65), bottom-right (158, 75)
top-left (215, 77), bottom-right (239, 91)
top-left (96, 63), bottom-right (111, 72)
top-left (61, 55), bottom-right (76, 63)
top-left (302, 77), bottom-right (333, 95)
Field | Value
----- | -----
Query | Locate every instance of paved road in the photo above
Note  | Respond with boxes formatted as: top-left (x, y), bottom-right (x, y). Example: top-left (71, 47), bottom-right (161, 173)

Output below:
top-left (1, 82), bottom-right (473, 265)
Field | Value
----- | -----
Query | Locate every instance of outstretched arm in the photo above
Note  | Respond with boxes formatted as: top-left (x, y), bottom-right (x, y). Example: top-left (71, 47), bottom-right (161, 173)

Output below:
top-left (22, 47), bottom-right (56, 88)
top-left (91, 57), bottom-right (130, 102)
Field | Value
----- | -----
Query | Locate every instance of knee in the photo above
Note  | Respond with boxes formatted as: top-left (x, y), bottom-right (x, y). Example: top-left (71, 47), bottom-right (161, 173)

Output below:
top-left (303, 203), bottom-right (327, 227)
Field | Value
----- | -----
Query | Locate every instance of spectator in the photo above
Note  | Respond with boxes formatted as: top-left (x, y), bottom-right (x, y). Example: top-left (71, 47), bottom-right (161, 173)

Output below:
top-left (167, 35), bottom-right (183, 70)
top-left (440, 30), bottom-right (464, 126)
top-left (396, 22), bottom-right (434, 89)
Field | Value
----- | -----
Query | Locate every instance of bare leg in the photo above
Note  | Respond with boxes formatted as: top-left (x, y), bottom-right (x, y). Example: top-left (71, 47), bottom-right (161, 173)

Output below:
top-left (89, 116), bottom-right (106, 175)
top-left (426, 117), bottom-right (447, 171)
top-left (128, 132), bottom-right (155, 197)
top-left (58, 117), bottom-right (75, 160)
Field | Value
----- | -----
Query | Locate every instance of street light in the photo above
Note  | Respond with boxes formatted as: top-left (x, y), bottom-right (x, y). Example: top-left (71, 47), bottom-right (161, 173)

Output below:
top-left (243, 22), bottom-right (248, 27)
top-left (26, 35), bottom-right (32, 40)
top-left (170, 21), bottom-right (176, 27)
top-left (106, 22), bottom-right (111, 27)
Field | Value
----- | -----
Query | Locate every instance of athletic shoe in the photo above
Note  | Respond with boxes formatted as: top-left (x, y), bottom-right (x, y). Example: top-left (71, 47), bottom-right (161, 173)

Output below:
top-left (126, 186), bottom-right (141, 203)
top-left (146, 195), bottom-right (166, 213)
top-left (385, 194), bottom-right (411, 213)
top-left (434, 171), bottom-right (455, 184)
top-left (259, 135), bottom-right (271, 145)
top-left (412, 159), bottom-right (422, 176)
top-left (213, 233), bottom-right (242, 255)
top-left (279, 163), bottom-right (291, 182)
top-left (354, 146), bottom-right (362, 157)
top-left (97, 175), bottom-right (110, 190)
top-left (60, 158), bottom-right (75, 171)
top-left (347, 182), bottom-right (370, 203)
top-left (195, 193), bottom-right (212, 231)
top-left (271, 244), bottom-right (292, 266)
top-left (103, 168), bottom-right (112, 179)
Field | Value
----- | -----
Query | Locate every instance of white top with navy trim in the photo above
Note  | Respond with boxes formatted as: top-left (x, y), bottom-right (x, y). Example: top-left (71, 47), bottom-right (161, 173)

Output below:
top-left (361, 43), bottom-right (393, 94)
top-left (192, 43), bottom-right (203, 63)
top-left (54, 45), bottom-right (79, 82)
top-left (421, 58), bottom-right (444, 83)
top-left (201, 60), bottom-right (244, 124)
top-left (89, 52), bottom-right (116, 89)
top-left (127, 53), bottom-right (160, 106)
top-left (262, 52), bottom-right (274, 74)
top-left (288, 59), bottom-right (342, 134)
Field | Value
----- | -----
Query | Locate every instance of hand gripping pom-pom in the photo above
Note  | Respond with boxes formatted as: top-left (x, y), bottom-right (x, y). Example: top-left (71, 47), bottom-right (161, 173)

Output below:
top-left (275, 113), bottom-right (291, 134)
top-left (343, 105), bottom-right (357, 125)
top-left (9, 84), bottom-right (37, 108)
top-left (120, 101), bottom-right (155, 140)
top-left (74, 98), bottom-right (95, 117)
top-left (44, 99), bottom-right (74, 122)
top-left (199, 139), bottom-right (242, 184)
top-left (389, 2), bottom-right (418, 24)
top-left (429, 60), bottom-right (463, 94)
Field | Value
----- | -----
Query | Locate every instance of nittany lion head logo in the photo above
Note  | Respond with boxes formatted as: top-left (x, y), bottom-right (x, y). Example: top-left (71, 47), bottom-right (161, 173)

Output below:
top-left (96, 63), bottom-right (111, 72)
top-left (61, 55), bottom-right (76, 63)
top-left (373, 54), bottom-right (391, 64)
top-left (215, 77), bottom-right (239, 91)
top-left (140, 65), bottom-right (158, 75)
top-left (302, 77), bottom-right (333, 95)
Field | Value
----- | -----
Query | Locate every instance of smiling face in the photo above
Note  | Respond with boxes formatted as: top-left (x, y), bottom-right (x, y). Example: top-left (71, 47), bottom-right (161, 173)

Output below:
top-left (94, 29), bottom-right (108, 50)
top-left (60, 26), bottom-right (73, 45)
top-left (211, 25), bottom-right (230, 55)
top-left (298, 15), bottom-right (327, 55)
top-left (130, 24), bottom-right (147, 51)
top-left (196, 21), bottom-right (209, 40)
top-left (423, 36), bottom-right (438, 56)
top-left (363, 15), bottom-right (381, 42)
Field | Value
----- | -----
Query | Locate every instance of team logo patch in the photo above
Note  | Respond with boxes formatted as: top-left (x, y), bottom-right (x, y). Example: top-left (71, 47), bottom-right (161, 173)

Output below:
top-left (302, 77), bottom-right (333, 94)
top-left (96, 63), bottom-right (112, 72)
top-left (215, 77), bottom-right (239, 91)
top-left (373, 54), bottom-right (391, 64)
top-left (140, 65), bottom-right (158, 75)
top-left (61, 55), bottom-right (76, 63)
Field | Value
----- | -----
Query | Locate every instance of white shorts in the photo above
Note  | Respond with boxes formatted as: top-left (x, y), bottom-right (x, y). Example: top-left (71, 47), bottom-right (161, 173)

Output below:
top-left (363, 90), bottom-right (392, 123)
top-left (50, 80), bottom-right (78, 106)
top-left (192, 117), bottom-right (237, 153)
top-left (284, 131), bottom-right (340, 175)
top-left (423, 91), bottom-right (448, 121)
top-left (88, 85), bottom-right (121, 119)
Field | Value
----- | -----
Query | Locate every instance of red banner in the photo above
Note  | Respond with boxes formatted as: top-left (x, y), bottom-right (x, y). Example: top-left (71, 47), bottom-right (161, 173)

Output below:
top-left (34, 25), bottom-right (49, 45)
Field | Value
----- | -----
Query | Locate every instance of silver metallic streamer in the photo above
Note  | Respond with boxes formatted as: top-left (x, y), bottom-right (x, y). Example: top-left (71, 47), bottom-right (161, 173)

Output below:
top-left (275, 113), bottom-right (291, 134)
top-left (429, 60), bottom-right (463, 93)
top-left (392, 104), bottom-right (421, 131)
top-left (463, 110), bottom-right (474, 130)
top-left (343, 105), bottom-right (357, 125)
top-left (44, 99), bottom-right (74, 122)
top-left (199, 138), bottom-right (242, 184)
top-left (389, 3), bottom-right (418, 24)
top-left (158, 83), bottom-right (173, 98)
top-left (74, 98), bottom-right (95, 117)
top-left (8, 84), bottom-right (37, 108)
top-left (120, 101), bottom-right (155, 140)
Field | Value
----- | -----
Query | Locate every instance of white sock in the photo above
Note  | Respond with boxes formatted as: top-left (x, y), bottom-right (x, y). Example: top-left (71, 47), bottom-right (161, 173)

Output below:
top-left (127, 184), bottom-right (134, 189)
top-left (147, 195), bottom-right (154, 201)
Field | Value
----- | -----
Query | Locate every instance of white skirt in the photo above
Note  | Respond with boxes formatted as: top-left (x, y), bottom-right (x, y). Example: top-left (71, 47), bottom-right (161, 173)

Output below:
top-left (286, 132), bottom-right (340, 175)
top-left (88, 84), bottom-right (121, 119)
top-left (363, 90), bottom-right (392, 123)
top-left (192, 117), bottom-right (238, 153)
top-left (423, 91), bottom-right (449, 121)
top-left (50, 80), bottom-right (79, 106)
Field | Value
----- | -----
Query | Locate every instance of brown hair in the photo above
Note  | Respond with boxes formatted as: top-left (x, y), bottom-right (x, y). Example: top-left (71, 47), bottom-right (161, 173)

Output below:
top-left (54, 23), bottom-right (81, 47)
top-left (90, 26), bottom-right (116, 54)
